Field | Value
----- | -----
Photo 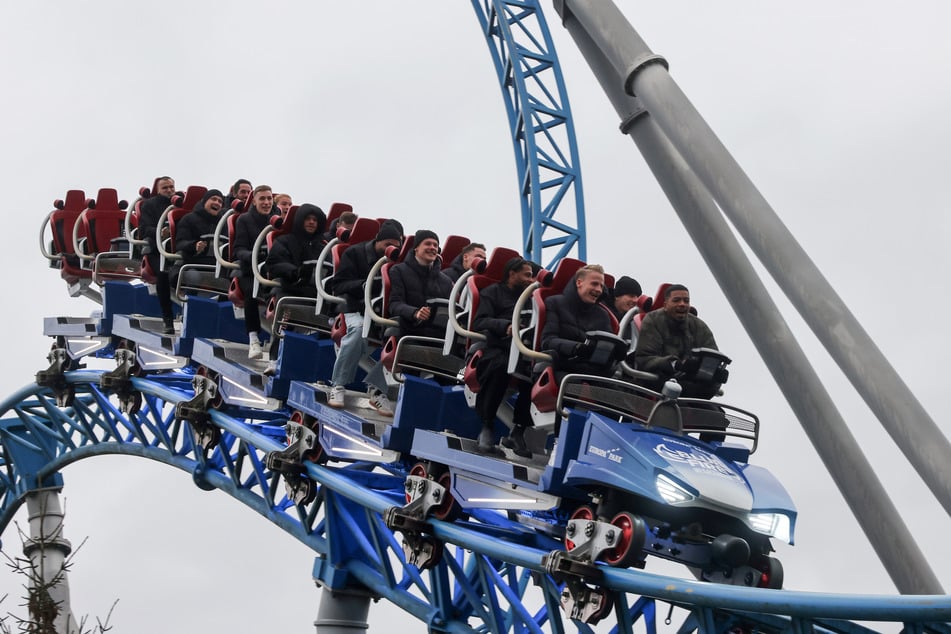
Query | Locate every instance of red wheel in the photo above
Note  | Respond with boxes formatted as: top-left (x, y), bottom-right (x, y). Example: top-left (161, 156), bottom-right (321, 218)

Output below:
top-left (431, 471), bottom-right (462, 522)
top-left (565, 505), bottom-right (595, 552)
top-left (603, 511), bottom-right (646, 568)
top-left (406, 462), bottom-right (429, 503)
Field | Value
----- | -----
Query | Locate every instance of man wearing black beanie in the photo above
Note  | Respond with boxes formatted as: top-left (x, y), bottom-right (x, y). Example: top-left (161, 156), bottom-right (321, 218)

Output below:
top-left (602, 274), bottom-right (643, 321)
top-left (388, 229), bottom-right (452, 338)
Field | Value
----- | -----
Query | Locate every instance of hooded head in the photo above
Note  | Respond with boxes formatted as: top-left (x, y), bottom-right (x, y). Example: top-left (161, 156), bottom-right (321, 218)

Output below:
top-left (294, 203), bottom-right (326, 237)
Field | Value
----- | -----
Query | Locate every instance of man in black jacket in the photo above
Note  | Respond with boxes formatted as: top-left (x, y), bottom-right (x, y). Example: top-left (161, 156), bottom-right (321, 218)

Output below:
top-left (445, 242), bottom-right (486, 283)
top-left (326, 221), bottom-right (403, 414)
top-left (472, 257), bottom-right (535, 455)
top-left (541, 264), bottom-right (616, 378)
top-left (387, 229), bottom-right (453, 338)
top-left (138, 176), bottom-right (177, 333)
top-left (266, 203), bottom-right (327, 299)
top-left (171, 188), bottom-right (224, 292)
top-left (232, 185), bottom-right (278, 359)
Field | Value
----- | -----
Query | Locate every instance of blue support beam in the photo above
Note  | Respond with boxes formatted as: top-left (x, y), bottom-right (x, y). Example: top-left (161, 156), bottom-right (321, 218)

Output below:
top-left (470, 0), bottom-right (587, 269)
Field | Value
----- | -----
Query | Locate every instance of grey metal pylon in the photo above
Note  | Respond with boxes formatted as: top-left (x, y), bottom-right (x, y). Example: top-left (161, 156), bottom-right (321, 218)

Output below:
top-left (552, 1), bottom-right (943, 594)
top-left (556, 0), bottom-right (951, 522)
top-left (23, 489), bottom-right (79, 633)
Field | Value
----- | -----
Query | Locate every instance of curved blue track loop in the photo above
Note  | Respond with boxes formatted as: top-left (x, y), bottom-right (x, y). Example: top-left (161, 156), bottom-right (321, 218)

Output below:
top-left (1, 372), bottom-right (949, 633)
top-left (470, 0), bottom-right (587, 269)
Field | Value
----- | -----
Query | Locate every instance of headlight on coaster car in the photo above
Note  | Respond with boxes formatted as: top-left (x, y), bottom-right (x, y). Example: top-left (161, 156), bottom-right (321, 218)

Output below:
top-left (655, 474), bottom-right (695, 504)
top-left (748, 512), bottom-right (792, 543)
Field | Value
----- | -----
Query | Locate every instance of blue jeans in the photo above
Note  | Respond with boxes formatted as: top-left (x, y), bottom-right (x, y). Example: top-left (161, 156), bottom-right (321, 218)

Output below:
top-left (331, 312), bottom-right (368, 387)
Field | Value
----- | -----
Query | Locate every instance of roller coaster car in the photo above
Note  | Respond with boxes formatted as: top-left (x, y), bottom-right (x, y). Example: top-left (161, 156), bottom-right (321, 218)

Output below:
top-left (410, 357), bottom-right (794, 590)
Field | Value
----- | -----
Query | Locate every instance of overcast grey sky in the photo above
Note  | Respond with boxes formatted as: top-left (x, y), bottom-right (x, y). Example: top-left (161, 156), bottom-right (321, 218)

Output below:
top-left (1, 1), bottom-right (949, 631)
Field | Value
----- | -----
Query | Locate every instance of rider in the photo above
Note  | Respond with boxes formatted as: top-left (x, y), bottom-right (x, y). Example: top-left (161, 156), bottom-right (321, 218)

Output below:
top-left (633, 283), bottom-right (719, 397)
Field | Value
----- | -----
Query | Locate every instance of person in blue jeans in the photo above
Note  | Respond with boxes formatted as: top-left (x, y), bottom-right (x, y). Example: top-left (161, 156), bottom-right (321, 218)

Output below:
top-left (327, 220), bottom-right (403, 415)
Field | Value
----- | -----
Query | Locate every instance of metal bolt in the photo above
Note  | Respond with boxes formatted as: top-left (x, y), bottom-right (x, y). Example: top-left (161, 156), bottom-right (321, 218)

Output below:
top-left (566, 523), bottom-right (576, 537)
top-left (605, 530), bottom-right (615, 545)
top-left (584, 521), bottom-right (595, 538)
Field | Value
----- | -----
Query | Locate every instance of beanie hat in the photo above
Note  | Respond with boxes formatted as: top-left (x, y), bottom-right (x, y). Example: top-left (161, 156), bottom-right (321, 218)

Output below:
top-left (614, 275), bottom-right (642, 297)
top-left (375, 220), bottom-right (403, 242)
top-left (414, 229), bottom-right (439, 247)
top-left (200, 189), bottom-right (224, 207)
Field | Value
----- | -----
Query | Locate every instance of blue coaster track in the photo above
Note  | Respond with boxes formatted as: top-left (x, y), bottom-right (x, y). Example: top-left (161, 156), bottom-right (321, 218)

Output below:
top-left (1, 373), bottom-right (949, 633)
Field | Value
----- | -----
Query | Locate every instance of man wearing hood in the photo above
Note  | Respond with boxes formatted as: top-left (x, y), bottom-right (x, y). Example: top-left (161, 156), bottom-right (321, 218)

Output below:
top-left (267, 203), bottom-right (327, 298)
top-left (540, 263), bottom-right (616, 378)
top-left (170, 188), bottom-right (224, 291)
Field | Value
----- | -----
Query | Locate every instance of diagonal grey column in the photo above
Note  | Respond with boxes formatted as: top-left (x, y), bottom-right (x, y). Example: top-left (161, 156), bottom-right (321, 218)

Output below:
top-left (553, 5), bottom-right (943, 594)
top-left (557, 0), bottom-right (951, 523)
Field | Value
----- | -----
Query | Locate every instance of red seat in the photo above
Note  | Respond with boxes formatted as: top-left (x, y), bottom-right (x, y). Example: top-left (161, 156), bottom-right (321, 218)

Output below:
top-left (440, 235), bottom-right (470, 271)
top-left (81, 188), bottom-right (129, 255)
top-left (47, 190), bottom-right (91, 283)
top-left (633, 282), bottom-right (670, 331)
top-left (325, 202), bottom-right (353, 230)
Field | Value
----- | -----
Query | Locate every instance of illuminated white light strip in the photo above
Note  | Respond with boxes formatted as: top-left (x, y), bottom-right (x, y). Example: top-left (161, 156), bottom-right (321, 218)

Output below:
top-left (467, 496), bottom-right (539, 504)
top-left (137, 345), bottom-right (181, 368)
top-left (220, 376), bottom-right (268, 407)
top-left (66, 338), bottom-right (105, 357)
top-left (324, 426), bottom-right (383, 457)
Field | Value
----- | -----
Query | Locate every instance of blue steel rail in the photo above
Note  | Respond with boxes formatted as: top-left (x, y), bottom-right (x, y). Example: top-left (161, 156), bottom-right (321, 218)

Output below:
top-left (471, 0), bottom-right (587, 268)
top-left (0, 371), bottom-right (949, 633)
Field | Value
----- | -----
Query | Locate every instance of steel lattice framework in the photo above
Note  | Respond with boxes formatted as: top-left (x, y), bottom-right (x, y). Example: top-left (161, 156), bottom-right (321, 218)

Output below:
top-left (0, 372), bottom-right (949, 633)
top-left (470, 0), bottom-right (587, 269)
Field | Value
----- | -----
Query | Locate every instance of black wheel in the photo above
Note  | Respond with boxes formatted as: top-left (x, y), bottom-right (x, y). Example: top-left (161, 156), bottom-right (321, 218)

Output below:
top-left (415, 536), bottom-right (443, 570)
top-left (756, 555), bottom-right (783, 589)
top-left (603, 511), bottom-right (646, 568)
top-left (565, 505), bottom-right (594, 552)
top-left (589, 588), bottom-right (614, 624)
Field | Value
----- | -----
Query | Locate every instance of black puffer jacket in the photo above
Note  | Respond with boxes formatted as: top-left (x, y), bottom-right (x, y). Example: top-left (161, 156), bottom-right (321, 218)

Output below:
top-left (472, 281), bottom-right (520, 353)
top-left (541, 281), bottom-right (614, 374)
top-left (232, 208), bottom-right (278, 276)
top-left (267, 204), bottom-right (327, 295)
top-left (333, 240), bottom-right (383, 314)
top-left (388, 256), bottom-right (453, 336)
top-left (138, 194), bottom-right (172, 254)
top-left (173, 205), bottom-right (220, 268)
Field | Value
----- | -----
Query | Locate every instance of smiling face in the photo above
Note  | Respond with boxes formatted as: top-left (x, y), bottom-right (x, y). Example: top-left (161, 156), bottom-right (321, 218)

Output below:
top-left (614, 293), bottom-right (638, 314)
top-left (204, 194), bottom-right (223, 214)
top-left (575, 270), bottom-right (604, 304)
top-left (235, 183), bottom-right (252, 202)
top-left (253, 189), bottom-right (273, 215)
top-left (507, 263), bottom-right (534, 291)
top-left (415, 238), bottom-right (440, 266)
